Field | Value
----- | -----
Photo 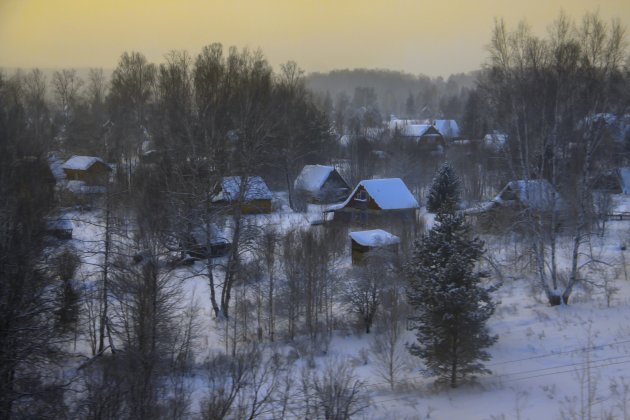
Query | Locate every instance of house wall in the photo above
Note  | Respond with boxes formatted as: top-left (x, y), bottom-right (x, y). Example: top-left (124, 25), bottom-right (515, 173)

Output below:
top-left (241, 199), bottom-right (273, 214)
top-left (63, 162), bottom-right (110, 185)
top-left (350, 239), bottom-right (399, 265)
top-left (214, 199), bottom-right (273, 214)
top-left (344, 186), bottom-right (381, 211)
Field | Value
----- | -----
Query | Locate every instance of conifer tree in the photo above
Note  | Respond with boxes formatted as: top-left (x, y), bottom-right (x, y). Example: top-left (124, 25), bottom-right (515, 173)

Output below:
top-left (426, 162), bottom-right (460, 214)
top-left (406, 211), bottom-right (497, 388)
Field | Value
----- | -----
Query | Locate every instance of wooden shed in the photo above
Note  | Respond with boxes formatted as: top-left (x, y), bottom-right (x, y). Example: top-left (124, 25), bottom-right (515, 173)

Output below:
top-left (212, 176), bottom-right (273, 214)
top-left (349, 229), bottom-right (400, 265)
top-left (62, 156), bottom-right (111, 185)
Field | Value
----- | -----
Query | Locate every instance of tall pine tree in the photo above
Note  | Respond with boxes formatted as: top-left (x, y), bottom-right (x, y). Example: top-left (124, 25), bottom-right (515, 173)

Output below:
top-left (406, 211), bottom-right (497, 388)
top-left (426, 162), bottom-right (460, 214)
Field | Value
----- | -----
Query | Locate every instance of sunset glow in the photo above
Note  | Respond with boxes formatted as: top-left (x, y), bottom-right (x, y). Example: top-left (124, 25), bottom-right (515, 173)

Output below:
top-left (1, 0), bottom-right (629, 76)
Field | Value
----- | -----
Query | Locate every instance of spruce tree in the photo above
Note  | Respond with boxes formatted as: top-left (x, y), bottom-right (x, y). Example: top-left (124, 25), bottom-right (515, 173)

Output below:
top-left (406, 211), bottom-right (497, 388)
top-left (426, 162), bottom-right (461, 214)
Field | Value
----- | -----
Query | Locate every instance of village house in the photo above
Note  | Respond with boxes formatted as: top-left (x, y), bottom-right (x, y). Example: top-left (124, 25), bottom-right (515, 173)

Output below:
top-left (396, 124), bottom-right (446, 151)
top-left (326, 178), bottom-right (419, 225)
top-left (349, 229), bottom-right (400, 265)
top-left (466, 179), bottom-right (568, 230)
top-left (62, 155), bottom-right (111, 186)
top-left (592, 167), bottom-right (630, 220)
top-left (212, 176), bottom-right (273, 214)
top-left (294, 164), bottom-right (350, 204)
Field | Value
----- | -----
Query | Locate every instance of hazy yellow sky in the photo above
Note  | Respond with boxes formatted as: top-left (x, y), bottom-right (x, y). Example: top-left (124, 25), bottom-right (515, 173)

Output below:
top-left (1, 0), bottom-right (629, 77)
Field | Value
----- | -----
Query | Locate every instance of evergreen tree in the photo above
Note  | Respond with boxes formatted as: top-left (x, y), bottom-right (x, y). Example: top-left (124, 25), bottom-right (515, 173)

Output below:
top-left (426, 162), bottom-right (461, 214)
top-left (406, 212), bottom-right (497, 388)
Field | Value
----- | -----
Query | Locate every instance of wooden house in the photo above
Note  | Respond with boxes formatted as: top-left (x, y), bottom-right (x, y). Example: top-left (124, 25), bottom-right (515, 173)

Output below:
top-left (466, 179), bottom-right (567, 230)
top-left (212, 176), bottom-right (273, 214)
top-left (349, 229), bottom-right (400, 265)
top-left (62, 155), bottom-right (111, 185)
top-left (326, 178), bottom-right (419, 224)
top-left (294, 164), bottom-right (350, 204)
top-left (396, 124), bottom-right (446, 151)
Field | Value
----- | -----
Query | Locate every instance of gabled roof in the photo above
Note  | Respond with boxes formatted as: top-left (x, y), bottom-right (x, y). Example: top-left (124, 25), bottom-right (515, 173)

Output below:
top-left (215, 176), bottom-right (273, 202)
top-left (62, 155), bottom-right (110, 171)
top-left (294, 165), bottom-right (336, 192)
top-left (400, 124), bottom-right (433, 137)
top-left (330, 178), bottom-right (419, 211)
top-left (434, 120), bottom-right (460, 138)
top-left (349, 229), bottom-right (400, 247)
top-left (494, 180), bottom-right (566, 212)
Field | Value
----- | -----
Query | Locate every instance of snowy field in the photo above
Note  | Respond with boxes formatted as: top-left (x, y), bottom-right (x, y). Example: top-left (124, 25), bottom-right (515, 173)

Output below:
top-left (62, 196), bottom-right (630, 419)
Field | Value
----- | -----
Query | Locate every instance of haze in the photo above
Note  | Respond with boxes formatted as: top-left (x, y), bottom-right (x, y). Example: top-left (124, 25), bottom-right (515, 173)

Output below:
top-left (1, 0), bottom-right (629, 77)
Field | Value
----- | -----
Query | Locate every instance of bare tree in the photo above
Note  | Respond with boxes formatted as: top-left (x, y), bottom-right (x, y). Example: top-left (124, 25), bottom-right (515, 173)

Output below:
top-left (301, 359), bottom-right (368, 420)
top-left (370, 283), bottom-right (409, 390)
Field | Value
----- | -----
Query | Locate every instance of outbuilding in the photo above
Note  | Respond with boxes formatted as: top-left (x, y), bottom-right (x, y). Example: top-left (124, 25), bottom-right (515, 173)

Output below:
top-left (349, 229), bottom-right (400, 264)
top-left (62, 156), bottom-right (111, 185)
top-left (212, 176), bottom-right (273, 214)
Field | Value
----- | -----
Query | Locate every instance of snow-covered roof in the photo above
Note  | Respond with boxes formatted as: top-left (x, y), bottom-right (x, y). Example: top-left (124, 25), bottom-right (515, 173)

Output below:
top-left (388, 118), bottom-right (427, 131)
top-left (400, 124), bottom-right (433, 137)
top-left (434, 120), bottom-right (460, 138)
top-left (62, 155), bottom-right (109, 171)
top-left (349, 229), bottom-right (400, 247)
top-left (294, 165), bottom-right (336, 192)
top-left (330, 178), bottom-right (419, 211)
top-left (494, 180), bottom-right (566, 211)
top-left (216, 176), bottom-right (273, 202)
top-left (619, 167), bottom-right (630, 194)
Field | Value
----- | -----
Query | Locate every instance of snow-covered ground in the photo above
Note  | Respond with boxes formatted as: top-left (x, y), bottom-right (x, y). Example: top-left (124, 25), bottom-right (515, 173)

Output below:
top-left (61, 194), bottom-right (630, 419)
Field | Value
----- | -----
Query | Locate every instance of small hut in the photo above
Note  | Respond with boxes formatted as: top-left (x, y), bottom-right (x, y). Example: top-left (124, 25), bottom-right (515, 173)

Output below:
top-left (62, 156), bottom-right (111, 185)
top-left (212, 176), bottom-right (273, 214)
top-left (294, 164), bottom-right (350, 204)
top-left (349, 229), bottom-right (400, 265)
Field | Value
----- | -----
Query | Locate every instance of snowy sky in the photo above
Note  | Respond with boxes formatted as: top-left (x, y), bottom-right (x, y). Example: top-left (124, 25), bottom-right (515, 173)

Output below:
top-left (1, 0), bottom-right (628, 77)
